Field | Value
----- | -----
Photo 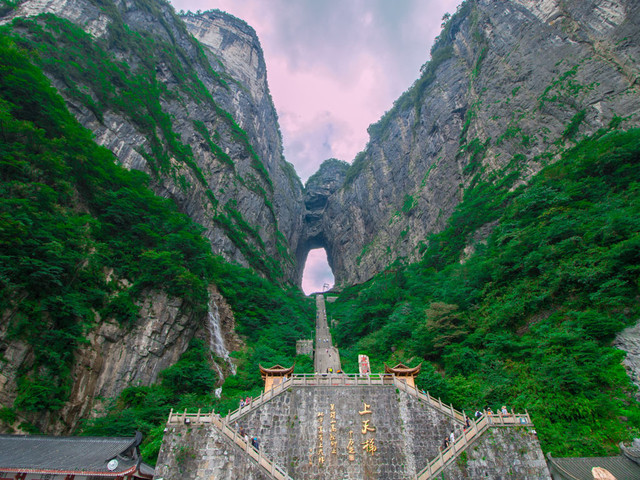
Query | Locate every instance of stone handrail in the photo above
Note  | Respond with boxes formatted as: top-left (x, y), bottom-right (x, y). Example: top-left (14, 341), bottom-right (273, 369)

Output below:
top-left (168, 374), bottom-right (397, 426)
top-left (392, 377), bottom-right (466, 424)
top-left (227, 376), bottom-right (294, 422)
top-left (167, 408), bottom-right (293, 480)
top-left (290, 373), bottom-right (395, 386)
top-left (415, 409), bottom-right (534, 480)
top-left (415, 414), bottom-right (491, 480)
top-left (228, 374), bottom-right (395, 422)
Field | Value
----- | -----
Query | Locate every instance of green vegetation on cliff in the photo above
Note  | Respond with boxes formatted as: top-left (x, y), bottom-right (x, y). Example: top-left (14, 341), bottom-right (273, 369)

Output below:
top-left (328, 128), bottom-right (640, 457)
top-left (0, 33), bottom-right (313, 455)
top-left (0, 33), bottom-right (217, 413)
top-left (3, 4), bottom-right (290, 281)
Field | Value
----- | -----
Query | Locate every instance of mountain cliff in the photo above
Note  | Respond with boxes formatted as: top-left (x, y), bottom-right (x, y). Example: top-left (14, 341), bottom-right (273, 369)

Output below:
top-left (0, 0), bottom-right (304, 283)
top-left (1, 0), bottom-right (640, 460)
top-left (0, 0), bottom-right (310, 436)
top-left (320, 0), bottom-right (640, 286)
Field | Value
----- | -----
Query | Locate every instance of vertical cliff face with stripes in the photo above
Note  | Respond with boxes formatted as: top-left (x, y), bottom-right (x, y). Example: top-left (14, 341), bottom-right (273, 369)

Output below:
top-left (319, 0), bottom-right (640, 286)
top-left (0, 0), bottom-right (305, 283)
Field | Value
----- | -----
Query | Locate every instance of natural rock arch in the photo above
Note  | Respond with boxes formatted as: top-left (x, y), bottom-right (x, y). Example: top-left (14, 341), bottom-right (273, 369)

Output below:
top-left (295, 159), bottom-right (349, 285)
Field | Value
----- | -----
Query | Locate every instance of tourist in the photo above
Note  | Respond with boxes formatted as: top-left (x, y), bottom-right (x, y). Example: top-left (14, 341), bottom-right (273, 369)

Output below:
top-left (253, 437), bottom-right (260, 450)
top-left (501, 405), bottom-right (508, 415)
top-left (449, 430), bottom-right (455, 444)
top-left (240, 399), bottom-right (245, 408)
top-left (443, 438), bottom-right (450, 449)
top-left (474, 409), bottom-right (482, 419)
top-left (465, 417), bottom-right (471, 430)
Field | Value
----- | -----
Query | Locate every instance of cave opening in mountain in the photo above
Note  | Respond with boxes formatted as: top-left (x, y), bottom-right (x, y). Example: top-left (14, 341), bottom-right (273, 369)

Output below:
top-left (301, 248), bottom-right (334, 296)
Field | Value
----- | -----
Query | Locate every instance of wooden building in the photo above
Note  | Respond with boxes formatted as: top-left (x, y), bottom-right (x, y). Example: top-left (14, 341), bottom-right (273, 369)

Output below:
top-left (259, 364), bottom-right (294, 392)
top-left (384, 363), bottom-right (422, 388)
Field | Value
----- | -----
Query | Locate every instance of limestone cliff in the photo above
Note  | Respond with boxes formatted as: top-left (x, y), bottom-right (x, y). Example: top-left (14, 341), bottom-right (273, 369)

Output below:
top-left (0, 0), bottom-right (305, 283)
top-left (320, 0), bottom-right (640, 286)
top-left (0, 0), bottom-right (283, 433)
top-left (0, 286), bottom-right (239, 434)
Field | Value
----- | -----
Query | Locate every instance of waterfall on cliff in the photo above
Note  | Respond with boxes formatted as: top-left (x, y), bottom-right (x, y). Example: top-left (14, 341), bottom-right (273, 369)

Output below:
top-left (207, 300), bottom-right (236, 379)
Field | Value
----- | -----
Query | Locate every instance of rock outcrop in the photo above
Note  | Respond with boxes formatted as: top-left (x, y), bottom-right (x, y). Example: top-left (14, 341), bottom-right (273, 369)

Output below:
top-left (297, 159), bottom-right (349, 282)
top-left (0, 285), bottom-right (239, 434)
top-left (319, 0), bottom-right (640, 286)
top-left (615, 322), bottom-right (640, 401)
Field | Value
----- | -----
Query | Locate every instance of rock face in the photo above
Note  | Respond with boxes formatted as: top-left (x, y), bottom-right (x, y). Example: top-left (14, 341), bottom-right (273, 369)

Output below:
top-left (297, 159), bottom-right (349, 282)
top-left (318, 0), bottom-right (640, 286)
top-left (182, 10), bottom-right (305, 279)
top-left (0, 285), bottom-right (239, 434)
top-left (615, 323), bottom-right (640, 401)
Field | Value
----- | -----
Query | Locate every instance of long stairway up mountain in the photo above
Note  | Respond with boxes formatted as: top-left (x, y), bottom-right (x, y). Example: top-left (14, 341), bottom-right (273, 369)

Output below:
top-left (314, 295), bottom-right (341, 374)
top-left (156, 297), bottom-right (549, 479)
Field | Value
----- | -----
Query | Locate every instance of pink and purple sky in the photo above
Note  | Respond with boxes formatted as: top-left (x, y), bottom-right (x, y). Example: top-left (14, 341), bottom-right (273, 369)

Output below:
top-left (168, 0), bottom-right (462, 294)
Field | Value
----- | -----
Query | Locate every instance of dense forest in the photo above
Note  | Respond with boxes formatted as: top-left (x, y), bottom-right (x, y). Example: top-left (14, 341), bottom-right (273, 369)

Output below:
top-left (328, 125), bottom-right (640, 457)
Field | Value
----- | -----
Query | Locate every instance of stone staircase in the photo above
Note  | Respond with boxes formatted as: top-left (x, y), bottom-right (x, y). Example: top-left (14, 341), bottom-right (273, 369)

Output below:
top-left (392, 379), bottom-right (534, 480)
top-left (167, 408), bottom-right (293, 480)
top-left (168, 375), bottom-right (533, 480)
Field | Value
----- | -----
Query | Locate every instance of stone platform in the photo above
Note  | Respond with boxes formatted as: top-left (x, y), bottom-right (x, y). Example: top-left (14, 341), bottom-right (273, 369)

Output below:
top-left (154, 378), bottom-right (550, 479)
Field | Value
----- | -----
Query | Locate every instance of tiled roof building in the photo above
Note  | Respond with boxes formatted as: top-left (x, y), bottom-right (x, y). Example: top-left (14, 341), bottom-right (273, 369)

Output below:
top-left (0, 432), bottom-right (154, 480)
top-left (548, 440), bottom-right (640, 480)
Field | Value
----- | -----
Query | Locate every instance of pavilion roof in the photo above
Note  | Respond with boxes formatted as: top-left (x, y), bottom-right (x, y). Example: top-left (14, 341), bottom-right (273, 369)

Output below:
top-left (259, 364), bottom-right (294, 378)
top-left (384, 363), bottom-right (422, 375)
top-left (547, 453), bottom-right (640, 480)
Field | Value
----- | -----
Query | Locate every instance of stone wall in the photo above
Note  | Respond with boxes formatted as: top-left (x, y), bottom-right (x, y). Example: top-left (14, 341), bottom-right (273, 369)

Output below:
top-left (442, 427), bottom-right (550, 479)
top-left (155, 422), bottom-right (269, 480)
top-left (233, 385), bottom-right (461, 479)
top-left (155, 384), bottom-right (549, 479)
top-left (295, 340), bottom-right (314, 357)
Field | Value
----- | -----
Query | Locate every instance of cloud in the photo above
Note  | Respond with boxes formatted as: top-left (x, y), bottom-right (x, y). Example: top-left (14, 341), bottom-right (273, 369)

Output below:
top-left (170, 0), bottom-right (463, 182)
